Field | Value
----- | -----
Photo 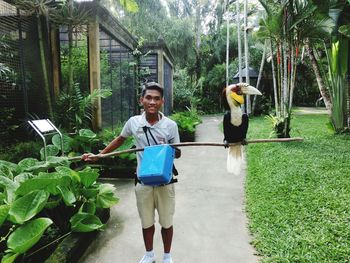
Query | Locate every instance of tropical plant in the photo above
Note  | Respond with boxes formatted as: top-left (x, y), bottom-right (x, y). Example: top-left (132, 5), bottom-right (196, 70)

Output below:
top-left (0, 156), bottom-right (118, 262)
top-left (0, 36), bottom-right (12, 79)
top-left (51, 0), bottom-right (90, 94)
top-left (0, 108), bottom-right (19, 147)
top-left (313, 0), bottom-right (350, 132)
top-left (256, 0), bottom-right (335, 137)
top-left (170, 109), bottom-right (202, 142)
top-left (54, 84), bottom-right (112, 132)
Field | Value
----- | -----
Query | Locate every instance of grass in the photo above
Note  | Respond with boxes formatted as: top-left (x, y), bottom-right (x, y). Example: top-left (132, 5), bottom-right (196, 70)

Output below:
top-left (246, 114), bottom-right (350, 262)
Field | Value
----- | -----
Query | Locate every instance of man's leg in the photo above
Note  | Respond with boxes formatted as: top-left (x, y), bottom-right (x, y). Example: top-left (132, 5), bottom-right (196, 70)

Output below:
top-left (161, 226), bottom-right (173, 253)
top-left (143, 225), bottom-right (155, 251)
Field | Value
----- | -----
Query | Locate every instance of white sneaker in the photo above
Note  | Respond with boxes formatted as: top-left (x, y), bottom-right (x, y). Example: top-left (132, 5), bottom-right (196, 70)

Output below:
top-left (163, 257), bottom-right (173, 263)
top-left (138, 253), bottom-right (156, 263)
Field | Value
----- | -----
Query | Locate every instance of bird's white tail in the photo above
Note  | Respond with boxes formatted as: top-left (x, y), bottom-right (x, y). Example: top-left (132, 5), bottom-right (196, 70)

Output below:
top-left (227, 145), bottom-right (244, 175)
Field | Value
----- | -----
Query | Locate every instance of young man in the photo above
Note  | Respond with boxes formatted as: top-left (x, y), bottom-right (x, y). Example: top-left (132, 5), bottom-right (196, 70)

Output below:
top-left (83, 82), bottom-right (181, 263)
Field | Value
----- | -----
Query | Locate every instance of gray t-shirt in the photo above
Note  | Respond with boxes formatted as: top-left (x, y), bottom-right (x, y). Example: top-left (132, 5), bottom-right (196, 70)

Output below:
top-left (120, 112), bottom-right (180, 175)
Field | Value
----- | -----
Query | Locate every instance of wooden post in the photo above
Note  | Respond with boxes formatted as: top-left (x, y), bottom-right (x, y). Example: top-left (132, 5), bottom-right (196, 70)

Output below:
top-left (50, 27), bottom-right (60, 99)
top-left (157, 49), bottom-right (164, 87)
top-left (88, 19), bottom-right (101, 131)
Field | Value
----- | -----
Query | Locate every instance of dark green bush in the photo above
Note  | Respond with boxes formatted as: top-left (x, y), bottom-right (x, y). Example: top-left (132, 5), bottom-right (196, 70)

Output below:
top-left (0, 141), bottom-right (42, 163)
top-left (170, 110), bottom-right (202, 142)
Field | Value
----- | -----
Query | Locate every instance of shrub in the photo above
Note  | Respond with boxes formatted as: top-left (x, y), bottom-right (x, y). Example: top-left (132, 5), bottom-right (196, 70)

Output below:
top-left (0, 141), bottom-right (42, 163)
top-left (0, 157), bottom-right (119, 262)
top-left (170, 109), bottom-right (202, 142)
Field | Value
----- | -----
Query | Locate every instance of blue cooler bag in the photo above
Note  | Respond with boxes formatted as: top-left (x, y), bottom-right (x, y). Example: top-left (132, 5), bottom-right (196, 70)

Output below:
top-left (139, 144), bottom-right (175, 186)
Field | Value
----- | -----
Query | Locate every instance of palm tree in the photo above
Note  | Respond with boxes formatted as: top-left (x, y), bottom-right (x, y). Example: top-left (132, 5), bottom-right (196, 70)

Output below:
top-left (311, 0), bottom-right (350, 132)
top-left (257, 0), bottom-right (338, 136)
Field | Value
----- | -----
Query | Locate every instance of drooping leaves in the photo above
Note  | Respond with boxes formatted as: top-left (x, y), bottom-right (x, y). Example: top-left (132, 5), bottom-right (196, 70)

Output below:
top-left (40, 145), bottom-right (60, 160)
top-left (0, 204), bottom-right (10, 227)
top-left (78, 167), bottom-right (99, 187)
top-left (70, 212), bottom-right (104, 232)
top-left (8, 190), bottom-right (49, 224)
top-left (78, 129), bottom-right (96, 139)
top-left (16, 172), bottom-right (71, 196)
top-left (7, 217), bottom-right (53, 253)
top-left (17, 158), bottom-right (40, 171)
top-left (57, 185), bottom-right (76, 206)
top-left (52, 134), bottom-right (73, 153)
top-left (96, 183), bottom-right (119, 208)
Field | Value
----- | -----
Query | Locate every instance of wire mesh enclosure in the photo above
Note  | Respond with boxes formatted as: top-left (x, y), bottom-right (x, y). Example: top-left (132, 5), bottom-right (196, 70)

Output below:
top-left (1, 0), bottom-right (174, 134)
top-left (99, 29), bottom-right (136, 129)
top-left (0, 0), bottom-right (49, 119)
top-left (59, 25), bottom-right (89, 94)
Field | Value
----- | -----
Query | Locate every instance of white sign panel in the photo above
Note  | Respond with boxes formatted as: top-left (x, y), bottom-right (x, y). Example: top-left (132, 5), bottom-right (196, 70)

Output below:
top-left (32, 120), bottom-right (55, 133)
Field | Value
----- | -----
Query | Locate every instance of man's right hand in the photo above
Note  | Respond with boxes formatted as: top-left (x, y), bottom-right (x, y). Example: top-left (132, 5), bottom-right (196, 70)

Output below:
top-left (223, 140), bottom-right (229, 148)
top-left (81, 153), bottom-right (100, 162)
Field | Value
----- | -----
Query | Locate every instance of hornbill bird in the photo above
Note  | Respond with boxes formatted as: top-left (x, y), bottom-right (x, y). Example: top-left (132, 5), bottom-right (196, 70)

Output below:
top-left (223, 83), bottom-right (262, 175)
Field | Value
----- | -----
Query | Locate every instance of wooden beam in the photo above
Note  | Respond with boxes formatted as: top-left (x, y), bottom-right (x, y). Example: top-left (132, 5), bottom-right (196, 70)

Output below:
top-left (88, 19), bottom-right (101, 131)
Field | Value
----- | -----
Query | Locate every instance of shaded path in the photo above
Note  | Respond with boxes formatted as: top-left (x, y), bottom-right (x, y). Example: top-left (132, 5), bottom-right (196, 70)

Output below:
top-left (79, 115), bottom-right (258, 263)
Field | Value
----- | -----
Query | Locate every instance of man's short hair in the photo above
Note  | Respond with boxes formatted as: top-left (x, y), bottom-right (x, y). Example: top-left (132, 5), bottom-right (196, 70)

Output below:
top-left (141, 82), bottom-right (164, 97)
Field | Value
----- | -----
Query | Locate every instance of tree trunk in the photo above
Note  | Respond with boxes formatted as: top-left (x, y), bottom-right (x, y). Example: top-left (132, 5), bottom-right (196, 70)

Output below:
top-left (236, 0), bottom-right (242, 83)
top-left (252, 39), bottom-right (266, 114)
top-left (195, 2), bottom-right (201, 81)
top-left (306, 43), bottom-right (332, 116)
top-left (37, 14), bottom-right (53, 119)
top-left (270, 39), bottom-right (279, 116)
top-left (243, 0), bottom-right (250, 114)
top-left (225, 0), bottom-right (230, 87)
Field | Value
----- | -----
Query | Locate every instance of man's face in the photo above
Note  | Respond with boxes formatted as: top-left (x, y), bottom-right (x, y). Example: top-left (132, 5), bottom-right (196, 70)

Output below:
top-left (140, 89), bottom-right (164, 114)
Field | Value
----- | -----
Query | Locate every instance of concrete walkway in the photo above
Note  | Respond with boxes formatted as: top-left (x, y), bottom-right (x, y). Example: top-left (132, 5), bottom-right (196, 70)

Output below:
top-left (79, 115), bottom-right (259, 263)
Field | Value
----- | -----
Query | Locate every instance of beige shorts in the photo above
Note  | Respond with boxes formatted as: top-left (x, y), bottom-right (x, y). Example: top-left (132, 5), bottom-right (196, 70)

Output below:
top-left (135, 183), bottom-right (175, 229)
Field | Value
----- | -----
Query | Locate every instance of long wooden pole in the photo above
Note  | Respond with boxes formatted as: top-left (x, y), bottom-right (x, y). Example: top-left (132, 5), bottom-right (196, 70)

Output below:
top-left (68, 137), bottom-right (303, 161)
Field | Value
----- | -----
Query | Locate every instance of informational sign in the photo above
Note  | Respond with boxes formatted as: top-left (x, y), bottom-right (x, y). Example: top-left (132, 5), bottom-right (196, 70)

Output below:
top-left (32, 119), bottom-right (55, 133)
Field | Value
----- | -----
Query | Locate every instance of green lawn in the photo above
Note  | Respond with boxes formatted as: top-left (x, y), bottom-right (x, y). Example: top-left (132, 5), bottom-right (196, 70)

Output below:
top-left (246, 114), bottom-right (350, 262)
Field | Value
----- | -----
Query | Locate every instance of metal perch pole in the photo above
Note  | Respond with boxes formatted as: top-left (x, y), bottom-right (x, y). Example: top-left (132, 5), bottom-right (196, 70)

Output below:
top-left (68, 137), bottom-right (303, 162)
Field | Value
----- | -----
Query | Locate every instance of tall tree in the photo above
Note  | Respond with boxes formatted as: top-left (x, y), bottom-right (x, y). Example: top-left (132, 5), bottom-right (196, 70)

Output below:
top-left (14, 0), bottom-right (56, 119)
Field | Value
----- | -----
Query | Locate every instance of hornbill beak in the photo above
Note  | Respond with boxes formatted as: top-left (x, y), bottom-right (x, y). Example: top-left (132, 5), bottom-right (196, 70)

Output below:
top-left (238, 83), bottom-right (262, 95)
top-left (226, 83), bottom-right (262, 106)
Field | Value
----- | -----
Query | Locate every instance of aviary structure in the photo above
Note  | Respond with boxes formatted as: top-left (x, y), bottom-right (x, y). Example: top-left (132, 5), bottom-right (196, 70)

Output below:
top-left (223, 83), bottom-right (262, 175)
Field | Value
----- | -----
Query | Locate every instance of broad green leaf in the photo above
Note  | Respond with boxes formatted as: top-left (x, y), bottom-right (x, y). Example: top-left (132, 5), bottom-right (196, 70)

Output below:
top-left (79, 201), bottom-right (96, 214)
top-left (70, 212), bottom-right (104, 232)
top-left (339, 25), bottom-right (350, 38)
top-left (96, 184), bottom-right (119, 208)
top-left (0, 204), bottom-right (10, 227)
top-left (14, 173), bottom-right (34, 184)
top-left (79, 129), bottom-right (96, 139)
top-left (8, 190), bottom-right (49, 224)
top-left (81, 187), bottom-right (99, 199)
top-left (40, 145), bottom-right (59, 160)
top-left (0, 193), bottom-right (5, 204)
top-left (0, 176), bottom-right (19, 204)
top-left (7, 217), bottom-right (53, 253)
top-left (0, 160), bottom-right (22, 176)
top-left (1, 253), bottom-right (20, 263)
top-left (23, 161), bottom-right (49, 174)
top-left (57, 186), bottom-right (76, 206)
top-left (16, 172), bottom-right (71, 196)
top-left (18, 158), bottom-right (39, 170)
top-left (55, 166), bottom-right (80, 183)
top-left (46, 156), bottom-right (70, 168)
top-left (0, 165), bottom-right (13, 180)
top-left (78, 167), bottom-right (99, 187)
top-left (52, 134), bottom-right (73, 153)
